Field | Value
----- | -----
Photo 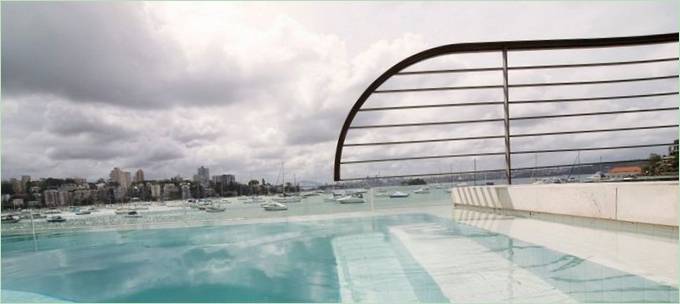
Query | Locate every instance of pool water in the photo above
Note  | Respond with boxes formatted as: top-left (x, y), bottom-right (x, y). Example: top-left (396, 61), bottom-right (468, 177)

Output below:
top-left (2, 213), bottom-right (677, 302)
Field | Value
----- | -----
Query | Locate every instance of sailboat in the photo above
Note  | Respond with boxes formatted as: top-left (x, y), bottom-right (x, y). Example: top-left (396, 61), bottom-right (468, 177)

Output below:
top-left (272, 162), bottom-right (299, 204)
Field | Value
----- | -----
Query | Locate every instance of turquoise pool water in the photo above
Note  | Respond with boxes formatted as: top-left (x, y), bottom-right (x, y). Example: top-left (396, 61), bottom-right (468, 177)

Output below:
top-left (2, 213), bottom-right (677, 302)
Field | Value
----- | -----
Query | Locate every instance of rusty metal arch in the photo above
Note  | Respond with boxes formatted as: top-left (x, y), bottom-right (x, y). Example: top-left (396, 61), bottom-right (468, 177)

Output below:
top-left (333, 33), bottom-right (679, 182)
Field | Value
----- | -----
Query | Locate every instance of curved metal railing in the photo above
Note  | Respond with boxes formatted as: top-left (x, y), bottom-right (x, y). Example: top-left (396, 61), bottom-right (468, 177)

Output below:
top-left (334, 33), bottom-right (679, 182)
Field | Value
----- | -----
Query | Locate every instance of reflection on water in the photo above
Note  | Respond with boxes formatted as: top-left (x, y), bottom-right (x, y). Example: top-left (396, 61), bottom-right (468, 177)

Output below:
top-left (2, 213), bottom-right (677, 302)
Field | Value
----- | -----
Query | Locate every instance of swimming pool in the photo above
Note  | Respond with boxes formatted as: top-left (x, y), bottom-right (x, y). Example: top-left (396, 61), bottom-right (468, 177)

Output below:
top-left (2, 212), bottom-right (677, 302)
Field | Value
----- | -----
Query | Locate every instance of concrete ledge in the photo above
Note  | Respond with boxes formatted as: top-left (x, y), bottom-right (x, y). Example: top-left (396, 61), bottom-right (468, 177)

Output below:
top-left (451, 181), bottom-right (678, 227)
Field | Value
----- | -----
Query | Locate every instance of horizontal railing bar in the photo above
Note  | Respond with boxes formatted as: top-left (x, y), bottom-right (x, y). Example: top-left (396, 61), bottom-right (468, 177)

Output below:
top-left (374, 84), bottom-right (503, 93)
top-left (342, 143), bottom-right (675, 165)
top-left (509, 74), bottom-right (678, 88)
top-left (359, 101), bottom-right (505, 111)
top-left (349, 118), bottom-right (504, 129)
top-left (342, 152), bottom-right (505, 164)
top-left (512, 143), bottom-right (676, 155)
top-left (509, 92), bottom-right (679, 105)
top-left (339, 159), bottom-right (651, 181)
top-left (345, 135), bottom-right (506, 147)
top-left (509, 57), bottom-right (679, 70)
top-left (511, 125), bottom-right (679, 137)
top-left (339, 169), bottom-right (505, 181)
top-left (512, 159), bottom-right (649, 172)
top-left (510, 107), bottom-right (677, 121)
top-left (344, 125), bottom-right (678, 147)
top-left (396, 67), bottom-right (503, 75)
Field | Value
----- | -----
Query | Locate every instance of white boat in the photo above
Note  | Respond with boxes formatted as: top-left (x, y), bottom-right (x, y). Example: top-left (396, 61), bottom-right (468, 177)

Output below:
top-left (272, 197), bottom-right (301, 203)
top-left (243, 197), bottom-right (266, 204)
top-left (75, 210), bottom-right (91, 215)
top-left (1, 215), bottom-right (21, 223)
top-left (44, 209), bottom-right (61, 214)
top-left (115, 208), bottom-right (130, 215)
top-left (337, 195), bottom-right (366, 204)
top-left (413, 188), bottom-right (430, 194)
top-left (205, 206), bottom-right (226, 213)
top-left (390, 191), bottom-right (409, 198)
top-left (262, 202), bottom-right (288, 211)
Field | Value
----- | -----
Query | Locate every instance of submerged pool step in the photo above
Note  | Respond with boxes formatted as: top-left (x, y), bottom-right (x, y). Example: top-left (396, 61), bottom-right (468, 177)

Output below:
top-left (332, 233), bottom-right (423, 303)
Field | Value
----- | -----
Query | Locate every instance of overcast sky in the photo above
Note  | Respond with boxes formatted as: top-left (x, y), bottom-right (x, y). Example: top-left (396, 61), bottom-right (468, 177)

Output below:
top-left (2, 1), bottom-right (678, 183)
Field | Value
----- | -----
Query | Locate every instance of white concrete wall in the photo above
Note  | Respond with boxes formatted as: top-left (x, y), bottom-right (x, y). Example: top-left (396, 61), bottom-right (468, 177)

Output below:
top-left (451, 181), bottom-right (678, 227)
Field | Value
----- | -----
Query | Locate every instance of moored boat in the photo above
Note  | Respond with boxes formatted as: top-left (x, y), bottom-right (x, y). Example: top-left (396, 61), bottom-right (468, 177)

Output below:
top-left (47, 216), bottom-right (66, 223)
top-left (124, 211), bottom-right (142, 218)
top-left (390, 191), bottom-right (409, 198)
top-left (262, 202), bottom-right (288, 211)
top-left (1, 215), bottom-right (21, 223)
top-left (337, 194), bottom-right (366, 204)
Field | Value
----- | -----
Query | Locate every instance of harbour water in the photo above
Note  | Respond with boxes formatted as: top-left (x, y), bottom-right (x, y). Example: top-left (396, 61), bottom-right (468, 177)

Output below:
top-left (2, 202), bottom-right (677, 302)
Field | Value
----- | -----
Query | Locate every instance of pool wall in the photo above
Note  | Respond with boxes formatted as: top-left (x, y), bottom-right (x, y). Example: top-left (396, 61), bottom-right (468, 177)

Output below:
top-left (450, 181), bottom-right (678, 227)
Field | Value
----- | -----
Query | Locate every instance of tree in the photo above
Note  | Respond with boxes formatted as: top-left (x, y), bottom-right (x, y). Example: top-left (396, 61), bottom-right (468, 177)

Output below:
top-left (402, 178), bottom-right (427, 185)
top-left (1, 181), bottom-right (15, 195)
top-left (643, 153), bottom-right (663, 176)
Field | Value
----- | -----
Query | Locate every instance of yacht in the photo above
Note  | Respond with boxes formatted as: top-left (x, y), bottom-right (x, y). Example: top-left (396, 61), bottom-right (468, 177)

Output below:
top-left (413, 188), bottom-right (430, 194)
top-left (44, 209), bottom-right (61, 214)
top-left (47, 216), bottom-right (66, 223)
top-left (115, 208), bottom-right (131, 215)
top-left (262, 202), bottom-right (288, 211)
top-left (272, 197), bottom-right (301, 204)
top-left (337, 194), bottom-right (366, 204)
top-left (75, 210), bottom-right (91, 215)
top-left (390, 191), bottom-right (409, 198)
top-left (244, 197), bottom-right (266, 204)
top-left (1, 215), bottom-right (21, 223)
top-left (205, 206), bottom-right (226, 213)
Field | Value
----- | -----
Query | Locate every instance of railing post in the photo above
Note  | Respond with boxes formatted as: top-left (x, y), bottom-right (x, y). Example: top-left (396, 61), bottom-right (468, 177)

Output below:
top-left (502, 49), bottom-right (512, 185)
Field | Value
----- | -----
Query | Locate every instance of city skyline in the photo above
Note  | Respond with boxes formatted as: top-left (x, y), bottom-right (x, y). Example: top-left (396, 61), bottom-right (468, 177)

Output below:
top-left (2, 2), bottom-right (678, 183)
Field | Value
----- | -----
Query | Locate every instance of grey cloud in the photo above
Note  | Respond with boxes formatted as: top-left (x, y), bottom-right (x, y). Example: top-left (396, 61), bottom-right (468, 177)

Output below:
top-left (45, 106), bottom-right (137, 143)
top-left (47, 145), bottom-right (125, 161)
top-left (1, 2), bottom-right (249, 109)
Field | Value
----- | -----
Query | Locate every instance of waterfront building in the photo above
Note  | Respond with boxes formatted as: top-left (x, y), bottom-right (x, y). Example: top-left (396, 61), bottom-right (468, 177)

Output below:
top-left (134, 169), bottom-right (145, 183)
top-left (11, 198), bottom-right (24, 208)
top-left (71, 189), bottom-right (93, 205)
top-left (59, 183), bottom-right (78, 192)
top-left (109, 167), bottom-right (132, 188)
top-left (112, 186), bottom-right (126, 202)
top-left (181, 184), bottom-right (191, 199)
top-left (44, 189), bottom-right (68, 207)
top-left (72, 177), bottom-right (87, 185)
top-left (150, 184), bottom-right (162, 200)
top-left (194, 166), bottom-right (210, 186)
top-left (10, 178), bottom-right (23, 194)
top-left (162, 183), bottom-right (179, 200)
top-left (213, 174), bottom-right (236, 184)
